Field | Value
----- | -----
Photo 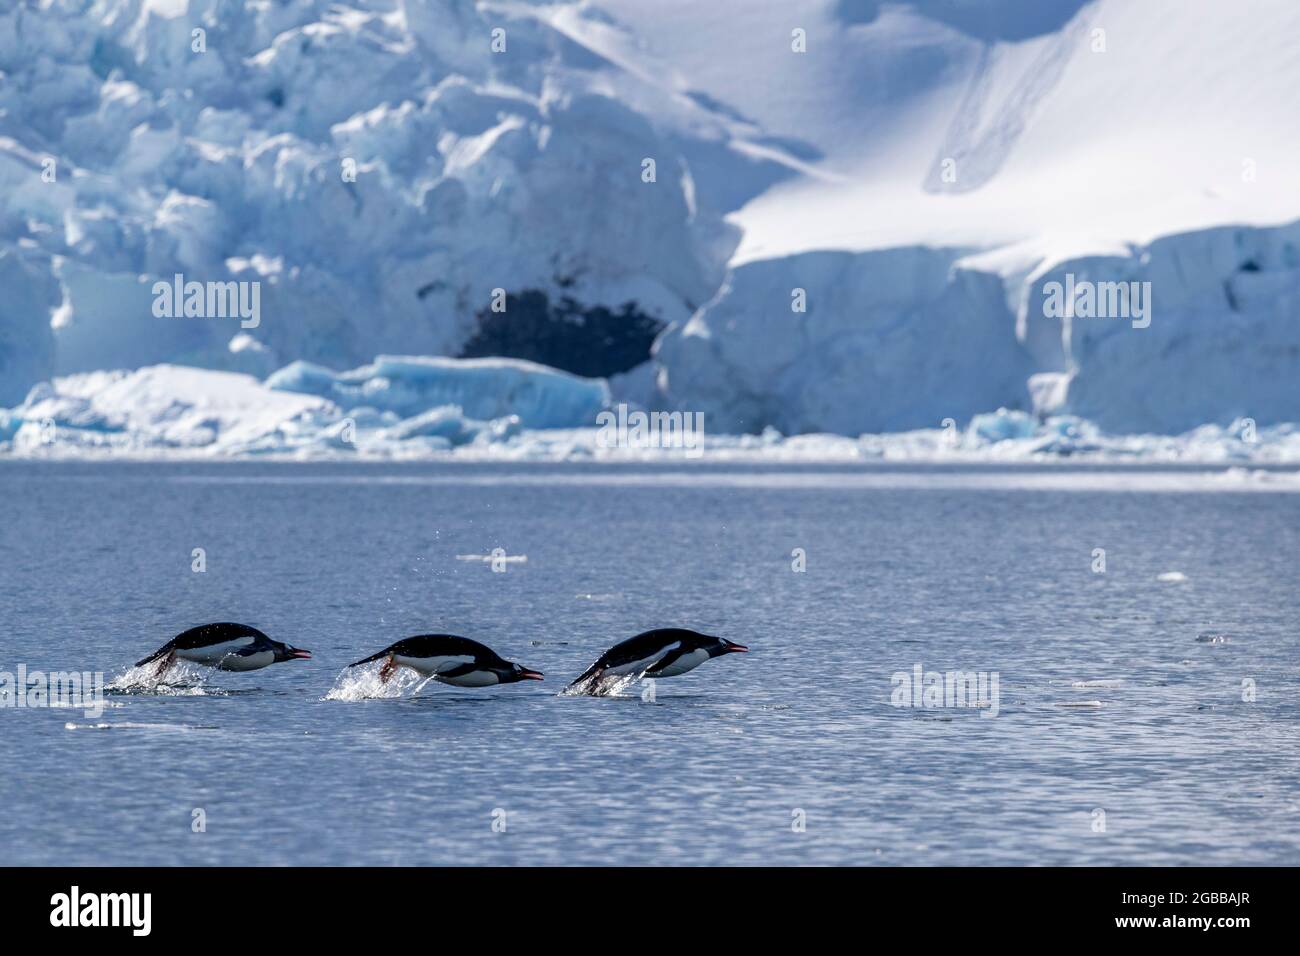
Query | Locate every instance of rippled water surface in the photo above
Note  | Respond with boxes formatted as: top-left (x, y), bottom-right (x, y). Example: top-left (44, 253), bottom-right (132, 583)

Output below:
top-left (1, 460), bottom-right (1297, 865)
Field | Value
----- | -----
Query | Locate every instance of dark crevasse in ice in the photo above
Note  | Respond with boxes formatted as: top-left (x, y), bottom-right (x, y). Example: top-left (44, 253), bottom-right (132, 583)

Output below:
top-left (459, 289), bottom-right (664, 379)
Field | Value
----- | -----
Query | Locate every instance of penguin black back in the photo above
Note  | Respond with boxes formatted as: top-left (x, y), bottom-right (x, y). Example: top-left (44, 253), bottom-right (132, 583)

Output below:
top-left (134, 622), bottom-right (269, 667)
top-left (568, 628), bottom-right (745, 687)
top-left (348, 634), bottom-right (507, 668)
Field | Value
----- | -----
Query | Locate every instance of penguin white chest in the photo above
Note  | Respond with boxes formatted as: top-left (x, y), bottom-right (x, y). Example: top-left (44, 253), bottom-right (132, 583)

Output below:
top-left (394, 654), bottom-right (475, 677)
top-left (653, 648), bottom-right (710, 677)
top-left (176, 637), bottom-right (265, 669)
top-left (605, 642), bottom-right (680, 677)
top-left (214, 650), bottom-right (275, 671)
top-left (436, 669), bottom-right (501, 687)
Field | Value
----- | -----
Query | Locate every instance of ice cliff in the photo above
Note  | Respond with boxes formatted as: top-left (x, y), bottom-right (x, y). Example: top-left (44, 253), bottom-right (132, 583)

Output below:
top-left (658, 221), bottom-right (1300, 435)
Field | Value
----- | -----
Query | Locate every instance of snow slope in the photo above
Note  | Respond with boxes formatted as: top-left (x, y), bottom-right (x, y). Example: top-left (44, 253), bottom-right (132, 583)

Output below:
top-left (583, 0), bottom-right (1300, 261)
top-left (1, 0), bottom-right (1297, 442)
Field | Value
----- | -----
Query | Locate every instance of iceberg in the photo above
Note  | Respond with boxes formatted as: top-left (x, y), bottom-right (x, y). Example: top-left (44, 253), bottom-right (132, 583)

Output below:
top-left (5, 365), bottom-right (331, 453)
top-left (1, 354), bottom-right (601, 457)
top-left (267, 355), bottom-right (608, 430)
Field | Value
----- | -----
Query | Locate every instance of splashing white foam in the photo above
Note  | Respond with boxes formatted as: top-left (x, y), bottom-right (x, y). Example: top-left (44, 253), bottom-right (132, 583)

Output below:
top-left (324, 665), bottom-right (435, 701)
top-left (559, 672), bottom-right (643, 698)
top-left (107, 661), bottom-right (223, 696)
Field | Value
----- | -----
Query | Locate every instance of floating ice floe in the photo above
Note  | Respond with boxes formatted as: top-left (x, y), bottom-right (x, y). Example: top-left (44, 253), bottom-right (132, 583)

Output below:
top-left (267, 355), bottom-right (608, 429)
top-left (1195, 633), bottom-right (1232, 644)
top-left (455, 553), bottom-right (528, 564)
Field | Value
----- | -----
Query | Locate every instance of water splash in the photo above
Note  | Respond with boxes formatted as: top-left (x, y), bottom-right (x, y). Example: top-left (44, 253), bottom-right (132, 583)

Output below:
top-left (559, 672), bottom-right (643, 698)
top-left (107, 661), bottom-right (224, 696)
top-left (324, 665), bottom-right (435, 701)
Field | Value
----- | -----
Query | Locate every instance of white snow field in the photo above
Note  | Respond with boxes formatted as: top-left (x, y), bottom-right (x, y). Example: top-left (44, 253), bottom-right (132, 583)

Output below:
top-left (1, 0), bottom-right (1298, 458)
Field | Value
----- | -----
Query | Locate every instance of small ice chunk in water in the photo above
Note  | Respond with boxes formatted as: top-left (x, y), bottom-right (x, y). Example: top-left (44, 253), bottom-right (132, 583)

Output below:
top-left (1157, 571), bottom-right (1188, 582)
top-left (455, 553), bottom-right (527, 564)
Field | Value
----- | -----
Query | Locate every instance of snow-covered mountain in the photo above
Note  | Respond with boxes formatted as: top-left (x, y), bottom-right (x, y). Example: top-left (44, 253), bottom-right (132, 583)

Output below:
top-left (2, 0), bottom-right (1298, 453)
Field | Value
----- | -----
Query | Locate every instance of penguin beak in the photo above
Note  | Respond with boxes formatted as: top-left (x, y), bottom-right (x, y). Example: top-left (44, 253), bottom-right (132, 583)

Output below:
top-left (517, 667), bottom-right (545, 681)
top-left (288, 647), bottom-right (312, 660)
top-left (722, 640), bottom-right (748, 654)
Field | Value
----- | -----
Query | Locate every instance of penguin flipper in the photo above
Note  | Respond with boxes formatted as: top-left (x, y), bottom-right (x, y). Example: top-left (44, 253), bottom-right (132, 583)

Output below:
top-left (349, 647), bottom-right (395, 668)
top-left (567, 662), bottom-right (607, 689)
top-left (152, 651), bottom-right (176, 679)
top-left (435, 662), bottom-right (481, 681)
top-left (134, 641), bottom-right (175, 668)
top-left (645, 646), bottom-right (688, 676)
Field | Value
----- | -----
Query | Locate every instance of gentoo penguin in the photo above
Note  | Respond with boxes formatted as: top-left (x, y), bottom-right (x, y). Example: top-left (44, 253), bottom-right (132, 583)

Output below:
top-left (347, 635), bottom-right (544, 687)
top-left (134, 622), bottom-right (311, 677)
top-left (567, 628), bottom-right (748, 689)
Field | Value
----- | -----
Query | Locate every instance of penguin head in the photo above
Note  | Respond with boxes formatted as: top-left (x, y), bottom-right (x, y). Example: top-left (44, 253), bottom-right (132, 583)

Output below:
top-left (501, 661), bottom-right (545, 683)
top-left (271, 641), bottom-right (312, 663)
top-left (708, 636), bottom-right (749, 658)
top-left (682, 630), bottom-right (748, 658)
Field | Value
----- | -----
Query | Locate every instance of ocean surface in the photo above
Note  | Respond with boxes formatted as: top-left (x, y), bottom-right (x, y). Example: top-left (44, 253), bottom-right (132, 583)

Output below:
top-left (1, 460), bottom-right (1297, 866)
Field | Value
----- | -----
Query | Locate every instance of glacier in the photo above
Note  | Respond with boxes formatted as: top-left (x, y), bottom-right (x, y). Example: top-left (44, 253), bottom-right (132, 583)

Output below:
top-left (0, 0), bottom-right (737, 387)
top-left (1, 0), bottom-right (1299, 454)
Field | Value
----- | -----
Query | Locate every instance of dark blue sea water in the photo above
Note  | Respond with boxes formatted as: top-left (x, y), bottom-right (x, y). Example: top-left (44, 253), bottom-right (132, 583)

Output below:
top-left (1, 460), bottom-right (1297, 865)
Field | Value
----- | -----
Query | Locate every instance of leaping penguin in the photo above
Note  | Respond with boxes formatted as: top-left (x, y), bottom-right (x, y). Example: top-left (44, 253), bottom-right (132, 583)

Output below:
top-left (347, 635), bottom-right (544, 687)
top-left (567, 628), bottom-right (748, 690)
top-left (134, 622), bottom-right (311, 677)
